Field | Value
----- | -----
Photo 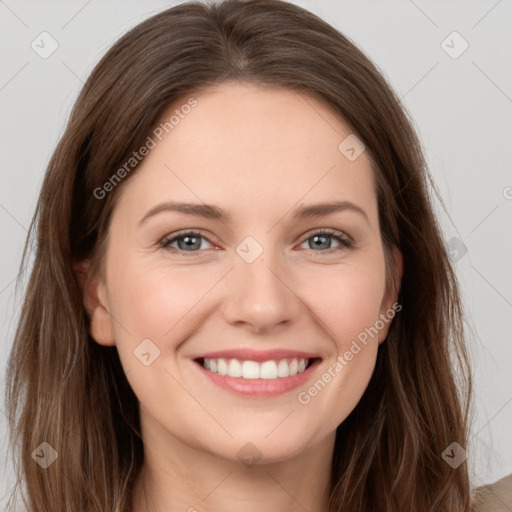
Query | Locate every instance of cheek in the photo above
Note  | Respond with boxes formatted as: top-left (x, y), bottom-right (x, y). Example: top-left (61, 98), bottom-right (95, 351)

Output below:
top-left (302, 262), bottom-right (386, 347)
top-left (110, 262), bottom-right (210, 350)
top-left (106, 262), bottom-right (215, 412)
top-left (109, 253), bottom-right (387, 356)
top-left (295, 271), bottom-right (383, 430)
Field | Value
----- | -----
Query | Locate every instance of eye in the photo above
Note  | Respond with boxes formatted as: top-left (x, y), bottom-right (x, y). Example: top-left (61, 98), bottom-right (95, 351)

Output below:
top-left (298, 229), bottom-right (353, 253)
top-left (159, 229), bottom-right (353, 255)
top-left (160, 231), bottom-right (215, 253)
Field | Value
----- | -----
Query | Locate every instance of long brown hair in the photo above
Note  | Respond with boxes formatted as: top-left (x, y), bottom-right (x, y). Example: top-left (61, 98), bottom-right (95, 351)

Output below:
top-left (5, 1), bottom-right (474, 510)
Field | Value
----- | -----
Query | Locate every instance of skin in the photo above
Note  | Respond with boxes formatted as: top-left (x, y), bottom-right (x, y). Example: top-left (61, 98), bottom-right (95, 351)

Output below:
top-left (80, 81), bottom-right (403, 512)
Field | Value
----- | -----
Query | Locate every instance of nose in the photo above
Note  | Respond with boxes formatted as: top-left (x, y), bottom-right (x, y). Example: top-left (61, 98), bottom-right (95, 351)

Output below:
top-left (221, 250), bottom-right (303, 335)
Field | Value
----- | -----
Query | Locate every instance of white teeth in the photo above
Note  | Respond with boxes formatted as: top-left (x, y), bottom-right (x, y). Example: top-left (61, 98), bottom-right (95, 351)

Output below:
top-left (242, 361), bottom-right (260, 379)
top-left (228, 359), bottom-right (242, 377)
top-left (201, 357), bottom-right (310, 379)
top-left (277, 359), bottom-right (290, 377)
top-left (289, 359), bottom-right (298, 376)
top-left (260, 360), bottom-right (277, 379)
top-left (217, 358), bottom-right (228, 376)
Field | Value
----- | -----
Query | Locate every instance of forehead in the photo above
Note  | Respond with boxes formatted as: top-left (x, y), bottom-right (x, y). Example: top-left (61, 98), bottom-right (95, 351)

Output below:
top-left (115, 81), bottom-right (377, 224)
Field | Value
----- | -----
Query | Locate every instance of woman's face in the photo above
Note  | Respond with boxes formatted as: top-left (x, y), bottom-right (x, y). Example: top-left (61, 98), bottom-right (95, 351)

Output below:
top-left (84, 81), bottom-right (401, 465)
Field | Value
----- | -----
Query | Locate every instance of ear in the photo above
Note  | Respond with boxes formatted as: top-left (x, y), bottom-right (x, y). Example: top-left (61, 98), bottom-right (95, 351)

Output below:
top-left (73, 259), bottom-right (116, 346)
top-left (377, 246), bottom-right (403, 344)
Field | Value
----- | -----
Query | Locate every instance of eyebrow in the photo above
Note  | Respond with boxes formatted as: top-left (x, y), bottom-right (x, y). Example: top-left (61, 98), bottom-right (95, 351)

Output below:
top-left (138, 200), bottom-right (370, 226)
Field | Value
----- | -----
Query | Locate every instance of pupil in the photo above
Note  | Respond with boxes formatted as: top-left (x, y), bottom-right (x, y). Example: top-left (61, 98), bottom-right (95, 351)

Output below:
top-left (180, 235), bottom-right (200, 250)
top-left (312, 235), bottom-right (329, 250)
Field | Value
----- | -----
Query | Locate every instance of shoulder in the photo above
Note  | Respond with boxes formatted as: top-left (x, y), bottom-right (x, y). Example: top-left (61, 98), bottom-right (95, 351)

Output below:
top-left (472, 473), bottom-right (512, 511)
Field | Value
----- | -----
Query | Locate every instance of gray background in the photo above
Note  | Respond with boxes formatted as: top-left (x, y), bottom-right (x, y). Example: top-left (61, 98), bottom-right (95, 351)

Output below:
top-left (1, 0), bottom-right (511, 506)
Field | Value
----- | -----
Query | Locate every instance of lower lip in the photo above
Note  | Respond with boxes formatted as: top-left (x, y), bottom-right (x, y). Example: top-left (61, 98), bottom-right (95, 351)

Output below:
top-left (194, 359), bottom-right (322, 398)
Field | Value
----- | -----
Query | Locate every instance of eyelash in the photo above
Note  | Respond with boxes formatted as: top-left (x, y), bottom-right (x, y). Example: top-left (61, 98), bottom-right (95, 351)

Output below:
top-left (159, 229), bottom-right (353, 255)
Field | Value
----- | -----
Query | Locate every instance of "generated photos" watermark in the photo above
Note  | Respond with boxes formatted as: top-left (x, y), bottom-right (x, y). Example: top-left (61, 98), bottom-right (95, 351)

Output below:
top-left (298, 302), bottom-right (401, 405)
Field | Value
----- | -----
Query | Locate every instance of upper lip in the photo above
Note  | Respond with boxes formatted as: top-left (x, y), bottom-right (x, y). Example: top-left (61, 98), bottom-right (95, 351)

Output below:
top-left (192, 348), bottom-right (321, 362)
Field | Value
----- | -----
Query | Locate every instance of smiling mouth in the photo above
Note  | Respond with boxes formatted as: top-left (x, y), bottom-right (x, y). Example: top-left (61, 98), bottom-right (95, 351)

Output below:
top-left (194, 357), bottom-right (319, 379)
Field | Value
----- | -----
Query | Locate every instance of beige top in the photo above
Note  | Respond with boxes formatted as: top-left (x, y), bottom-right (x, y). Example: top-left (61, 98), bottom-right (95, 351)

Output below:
top-left (114, 474), bottom-right (512, 511)
top-left (473, 473), bottom-right (512, 511)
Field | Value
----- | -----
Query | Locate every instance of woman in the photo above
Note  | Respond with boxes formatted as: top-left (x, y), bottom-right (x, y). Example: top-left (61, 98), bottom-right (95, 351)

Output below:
top-left (5, 0), bottom-right (505, 510)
